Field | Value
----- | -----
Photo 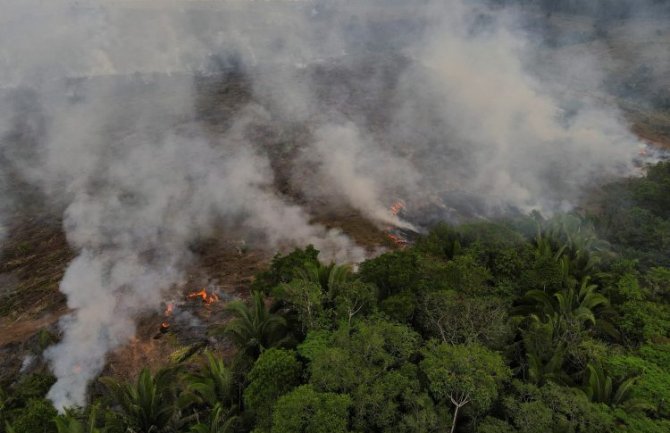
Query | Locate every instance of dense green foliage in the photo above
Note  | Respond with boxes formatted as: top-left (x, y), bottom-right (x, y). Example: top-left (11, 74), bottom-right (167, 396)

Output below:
top-left (595, 161), bottom-right (670, 268)
top-left (3, 162), bottom-right (670, 432)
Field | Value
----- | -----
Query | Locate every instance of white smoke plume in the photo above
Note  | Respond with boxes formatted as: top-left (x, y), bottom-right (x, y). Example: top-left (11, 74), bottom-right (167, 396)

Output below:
top-left (387, 1), bottom-right (641, 214)
top-left (297, 122), bottom-right (420, 229)
top-left (43, 124), bottom-right (365, 407)
top-left (0, 0), bottom-right (664, 409)
top-left (1, 0), bottom-right (366, 410)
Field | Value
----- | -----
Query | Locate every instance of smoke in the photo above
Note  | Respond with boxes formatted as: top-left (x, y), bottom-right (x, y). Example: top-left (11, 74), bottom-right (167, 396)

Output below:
top-left (0, 0), bottom-right (663, 409)
top-left (386, 1), bottom-right (641, 214)
top-left (1, 0), bottom-right (366, 410)
top-left (35, 76), bottom-right (367, 408)
top-left (296, 122), bottom-right (419, 229)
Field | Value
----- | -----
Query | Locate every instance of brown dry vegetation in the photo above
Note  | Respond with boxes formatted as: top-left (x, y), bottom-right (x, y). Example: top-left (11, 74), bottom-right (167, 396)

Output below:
top-left (0, 216), bottom-right (72, 345)
top-left (0, 217), bottom-right (70, 315)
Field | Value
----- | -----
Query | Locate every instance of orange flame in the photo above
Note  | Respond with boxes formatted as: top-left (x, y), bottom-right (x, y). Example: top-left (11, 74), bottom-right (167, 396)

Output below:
top-left (187, 289), bottom-right (219, 305)
top-left (157, 302), bottom-right (175, 334)
top-left (386, 200), bottom-right (409, 248)
top-left (387, 232), bottom-right (408, 247)
top-left (390, 200), bottom-right (405, 216)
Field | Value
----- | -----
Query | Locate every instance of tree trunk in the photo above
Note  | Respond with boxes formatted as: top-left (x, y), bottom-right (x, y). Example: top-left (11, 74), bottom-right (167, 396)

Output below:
top-left (449, 394), bottom-right (470, 433)
top-left (450, 404), bottom-right (460, 433)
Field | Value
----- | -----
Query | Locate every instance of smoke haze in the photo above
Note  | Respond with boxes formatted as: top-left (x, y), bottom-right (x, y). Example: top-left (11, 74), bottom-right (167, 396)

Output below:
top-left (0, 0), bottom-right (665, 409)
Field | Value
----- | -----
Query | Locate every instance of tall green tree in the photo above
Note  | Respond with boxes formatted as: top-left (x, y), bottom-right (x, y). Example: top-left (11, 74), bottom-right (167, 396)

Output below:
top-left (273, 280), bottom-right (325, 332)
top-left (417, 290), bottom-right (510, 349)
top-left (305, 318), bottom-right (421, 395)
top-left (251, 247), bottom-right (320, 294)
top-left (329, 280), bottom-right (376, 326)
top-left (270, 386), bottom-right (351, 433)
top-left (244, 349), bottom-right (302, 432)
top-left (420, 342), bottom-right (510, 433)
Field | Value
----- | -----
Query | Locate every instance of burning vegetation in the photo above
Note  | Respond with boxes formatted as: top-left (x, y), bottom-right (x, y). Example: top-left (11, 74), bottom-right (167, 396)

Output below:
top-left (156, 288), bottom-right (221, 337)
top-left (158, 303), bottom-right (174, 334)
top-left (186, 289), bottom-right (219, 305)
top-left (384, 200), bottom-right (418, 248)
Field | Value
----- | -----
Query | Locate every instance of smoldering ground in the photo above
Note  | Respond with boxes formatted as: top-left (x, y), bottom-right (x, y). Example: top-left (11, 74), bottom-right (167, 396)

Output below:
top-left (0, 0), bottom-right (666, 409)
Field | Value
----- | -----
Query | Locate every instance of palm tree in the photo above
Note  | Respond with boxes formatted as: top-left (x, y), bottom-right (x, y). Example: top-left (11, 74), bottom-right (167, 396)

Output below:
top-left (533, 234), bottom-right (567, 264)
top-left (295, 262), bottom-right (353, 293)
top-left (183, 352), bottom-right (235, 409)
top-left (100, 367), bottom-right (181, 433)
top-left (522, 316), bottom-right (571, 386)
top-left (221, 292), bottom-right (289, 360)
top-left (179, 353), bottom-right (240, 433)
top-left (514, 277), bottom-right (609, 333)
top-left (188, 404), bottom-right (237, 433)
top-left (555, 277), bottom-right (609, 327)
top-left (582, 362), bottom-right (651, 412)
top-left (538, 215), bottom-right (611, 282)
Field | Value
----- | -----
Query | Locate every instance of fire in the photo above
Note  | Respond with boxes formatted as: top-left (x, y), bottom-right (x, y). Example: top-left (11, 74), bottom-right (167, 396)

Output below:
top-left (387, 232), bottom-right (409, 247)
top-left (157, 302), bottom-right (175, 335)
top-left (390, 200), bottom-right (405, 216)
top-left (187, 289), bottom-right (219, 305)
top-left (385, 200), bottom-right (410, 248)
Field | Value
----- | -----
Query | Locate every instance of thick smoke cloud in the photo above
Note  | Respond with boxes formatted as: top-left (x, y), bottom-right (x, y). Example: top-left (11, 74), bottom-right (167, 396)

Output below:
top-left (0, 0), bottom-right (660, 409)
top-left (387, 1), bottom-right (640, 214)
top-left (1, 0), bottom-right (367, 409)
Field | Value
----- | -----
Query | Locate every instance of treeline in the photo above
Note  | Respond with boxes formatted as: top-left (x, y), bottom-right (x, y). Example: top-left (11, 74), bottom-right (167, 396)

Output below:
top-left (2, 161), bottom-right (670, 433)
